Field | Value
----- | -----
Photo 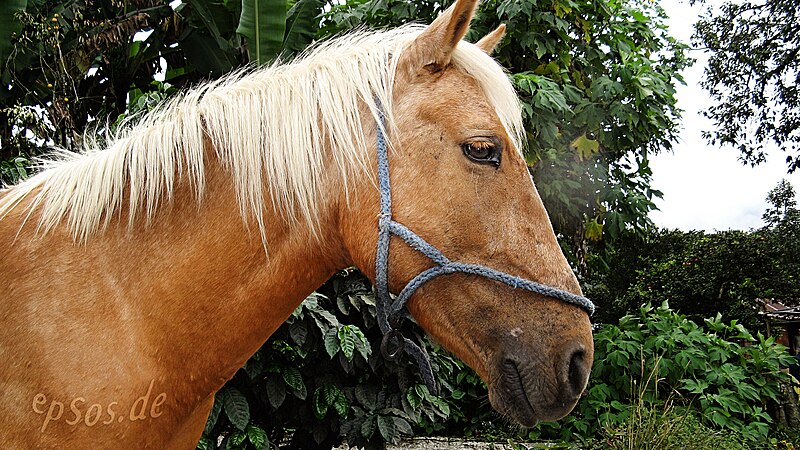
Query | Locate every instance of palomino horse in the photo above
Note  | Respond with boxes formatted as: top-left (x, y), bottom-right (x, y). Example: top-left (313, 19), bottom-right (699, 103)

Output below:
top-left (0, 0), bottom-right (594, 447)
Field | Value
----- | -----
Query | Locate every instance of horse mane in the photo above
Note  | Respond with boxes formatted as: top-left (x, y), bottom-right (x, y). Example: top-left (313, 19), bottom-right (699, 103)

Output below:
top-left (0, 25), bottom-right (523, 245)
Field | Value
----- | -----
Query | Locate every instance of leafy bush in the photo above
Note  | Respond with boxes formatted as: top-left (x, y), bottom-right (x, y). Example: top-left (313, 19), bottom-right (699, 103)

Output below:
top-left (0, 155), bottom-right (29, 186)
top-left (199, 285), bottom-right (793, 449)
top-left (586, 225), bottom-right (800, 329)
top-left (551, 302), bottom-right (794, 445)
top-left (197, 271), bottom-right (459, 450)
top-left (587, 350), bottom-right (748, 450)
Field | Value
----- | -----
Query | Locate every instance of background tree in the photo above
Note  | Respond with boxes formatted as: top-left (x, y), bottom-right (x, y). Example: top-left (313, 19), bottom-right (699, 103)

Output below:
top-left (587, 179), bottom-right (800, 327)
top-left (694, 0), bottom-right (800, 172)
top-left (763, 179), bottom-right (800, 296)
top-left (0, 0), bottom-right (317, 185)
top-left (763, 178), bottom-right (798, 227)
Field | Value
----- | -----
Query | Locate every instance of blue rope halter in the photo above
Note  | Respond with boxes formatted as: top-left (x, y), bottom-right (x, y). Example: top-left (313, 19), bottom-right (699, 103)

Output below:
top-left (373, 105), bottom-right (595, 395)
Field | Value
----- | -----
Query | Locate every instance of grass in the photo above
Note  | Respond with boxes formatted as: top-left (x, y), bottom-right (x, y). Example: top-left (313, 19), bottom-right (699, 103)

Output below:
top-left (589, 354), bottom-right (749, 450)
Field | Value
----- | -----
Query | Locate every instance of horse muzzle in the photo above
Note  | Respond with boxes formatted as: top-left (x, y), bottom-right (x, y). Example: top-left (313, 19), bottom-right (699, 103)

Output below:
top-left (488, 339), bottom-right (592, 426)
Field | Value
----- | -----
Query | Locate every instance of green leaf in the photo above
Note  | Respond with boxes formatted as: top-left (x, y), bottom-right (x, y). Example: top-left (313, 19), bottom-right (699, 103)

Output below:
top-left (431, 397), bottom-right (450, 416)
top-left (244, 358), bottom-right (263, 379)
top-left (229, 430), bottom-right (247, 446)
top-left (322, 383), bottom-right (338, 407)
top-left (282, 0), bottom-right (323, 55)
top-left (182, 31), bottom-right (236, 77)
top-left (338, 326), bottom-right (356, 360)
top-left (336, 296), bottom-right (350, 314)
top-left (332, 389), bottom-right (349, 418)
top-left (584, 217), bottom-right (604, 242)
top-left (570, 133), bottom-right (600, 160)
top-left (221, 386), bottom-right (250, 431)
top-left (265, 375), bottom-right (286, 409)
top-left (312, 386), bottom-right (328, 419)
top-left (708, 408), bottom-right (730, 428)
top-left (187, 0), bottom-right (230, 48)
top-left (237, 0), bottom-right (287, 64)
top-left (0, 0), bottom-right (27, 71)
top-left (377, 414), bottom-right (396, 442)
top-left (631, 10), bottom-right (648, 22)
top-left (392, 416), bottom-right (412, 435)
top-left (196, 436), bottom-right (212, 450)
top-left (306, 298), bottom-right (341, 331)
top-left (246, 424), bottom-right (268, 449)
top-left (406, 389), bottom-right (421, 410)
top-left (282, 366), bottom-right (305, 395)
top-left (289, 323), bottom-right (307, 345)
top-left (354, 330), bottom-right (372, 361)
top-left (361, 415), bottom-right (376, 439)
top-left (324, 327), bottom-right (340, 358)
top-left (355, 384), bottom-right (377, 410)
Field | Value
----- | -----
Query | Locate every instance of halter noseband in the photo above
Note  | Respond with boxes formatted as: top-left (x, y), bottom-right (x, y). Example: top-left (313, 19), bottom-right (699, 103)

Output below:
top-left (373, 105), bottom-right (595, 395)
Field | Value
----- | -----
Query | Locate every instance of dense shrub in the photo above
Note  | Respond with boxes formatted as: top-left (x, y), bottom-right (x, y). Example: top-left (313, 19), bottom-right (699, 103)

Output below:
top-left (197, 271), bottom-right (465, 450)
top-left (586, 211), bottom-right (800, 329)
top-left (545, 302), bottom-right (794, 445)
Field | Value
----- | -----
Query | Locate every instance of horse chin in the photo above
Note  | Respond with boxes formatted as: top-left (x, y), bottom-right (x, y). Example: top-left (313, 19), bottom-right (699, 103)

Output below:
top-left (488, 358), bottom-right (581, 427)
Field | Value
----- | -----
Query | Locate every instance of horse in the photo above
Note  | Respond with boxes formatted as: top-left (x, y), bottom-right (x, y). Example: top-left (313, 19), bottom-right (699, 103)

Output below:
top-left (0, 0), bottom-right (594, 447)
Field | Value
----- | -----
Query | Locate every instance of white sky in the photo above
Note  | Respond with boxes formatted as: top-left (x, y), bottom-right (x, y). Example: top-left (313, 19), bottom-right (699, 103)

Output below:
top-left (648, 0), bottom-right (800, 231)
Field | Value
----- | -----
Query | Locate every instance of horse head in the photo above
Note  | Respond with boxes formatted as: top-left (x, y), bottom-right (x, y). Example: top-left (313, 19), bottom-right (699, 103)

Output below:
top-left (341, 0), bottom-right (594, 426)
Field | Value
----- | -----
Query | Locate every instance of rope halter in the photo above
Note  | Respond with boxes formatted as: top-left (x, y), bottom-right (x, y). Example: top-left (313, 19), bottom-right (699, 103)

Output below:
top-left (372, 104), bottom-right (595, 394)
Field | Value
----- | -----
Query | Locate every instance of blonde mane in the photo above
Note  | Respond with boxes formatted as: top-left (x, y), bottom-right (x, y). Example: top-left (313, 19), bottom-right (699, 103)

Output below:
top-left (0, 25), bottom-right (523, 245)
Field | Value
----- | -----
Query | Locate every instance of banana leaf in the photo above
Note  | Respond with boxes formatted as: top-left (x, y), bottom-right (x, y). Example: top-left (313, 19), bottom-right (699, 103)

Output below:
top-left (237, 0), bottom-right (286, 65)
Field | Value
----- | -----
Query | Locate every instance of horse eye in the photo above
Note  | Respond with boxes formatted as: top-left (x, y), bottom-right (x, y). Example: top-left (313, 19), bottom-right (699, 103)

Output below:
top-left (461, 140), bottom-right (501, 167)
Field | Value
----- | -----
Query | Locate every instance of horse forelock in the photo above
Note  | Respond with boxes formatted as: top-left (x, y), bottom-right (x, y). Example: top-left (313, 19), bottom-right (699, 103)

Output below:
top-left (0, 25), bottom-right (522, 245)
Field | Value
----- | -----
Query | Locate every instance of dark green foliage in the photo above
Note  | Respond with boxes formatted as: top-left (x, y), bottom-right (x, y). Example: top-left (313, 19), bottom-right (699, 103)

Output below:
top-left (236, 0), bottom-right (287, 64)
top-left (0, 0), bottom-right (247, 185)
top-left (586, 228), bottom-right (796, 327)
top-left (198, 278), bottom-right (796, 448)
top-left (763, 180), bottom-right (798, 228)
top-left (197, 272), bottom-right (463, 449)
top-left (282, 0), bottom-right (325, 56)
top-left (694, 0), bottom-right (800, 172)
top-left (0, 155), bottom-right (30, 186)
top-left (585, 190), bottom-right (800, 328)
top-left (478, 0), bottom-right (687, 248)
top-left (540, 303), bottom-right (793, 445)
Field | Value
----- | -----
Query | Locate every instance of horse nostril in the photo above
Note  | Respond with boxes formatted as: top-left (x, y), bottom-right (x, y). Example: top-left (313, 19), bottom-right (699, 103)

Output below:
top-left (565, 347), bottom-right (588, 397)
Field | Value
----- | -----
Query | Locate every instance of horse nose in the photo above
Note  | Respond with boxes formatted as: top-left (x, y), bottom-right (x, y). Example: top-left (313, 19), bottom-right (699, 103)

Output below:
top-left (560, 343), bottom-right (590, 399)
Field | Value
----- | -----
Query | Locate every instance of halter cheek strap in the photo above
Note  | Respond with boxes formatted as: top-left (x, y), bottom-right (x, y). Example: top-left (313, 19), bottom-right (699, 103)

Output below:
top-left (373, 105), bottom-right (595, 395)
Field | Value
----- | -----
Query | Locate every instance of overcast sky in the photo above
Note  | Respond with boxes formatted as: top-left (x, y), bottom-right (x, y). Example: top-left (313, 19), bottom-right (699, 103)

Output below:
top-left (648, 0), bottom-right (800, 232)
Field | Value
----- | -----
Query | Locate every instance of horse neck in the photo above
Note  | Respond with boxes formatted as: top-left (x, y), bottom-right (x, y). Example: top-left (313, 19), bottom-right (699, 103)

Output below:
top-left (7, 152), bottom-right (350, 398)
top-left (147, 157), bottom-right (350, 389)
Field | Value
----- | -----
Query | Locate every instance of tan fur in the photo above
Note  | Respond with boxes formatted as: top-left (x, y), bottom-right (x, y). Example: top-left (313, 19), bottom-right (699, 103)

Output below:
top-left (0, 0), bottom-right (592, 447)
top-left (476, 24), bottom-right (507, 53)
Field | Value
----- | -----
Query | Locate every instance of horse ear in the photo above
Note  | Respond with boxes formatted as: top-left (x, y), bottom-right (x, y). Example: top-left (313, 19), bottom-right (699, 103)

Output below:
top-left (405, 0), bottom-right (479, 74)
top-left (475, 24), bottom-right (506, 54)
